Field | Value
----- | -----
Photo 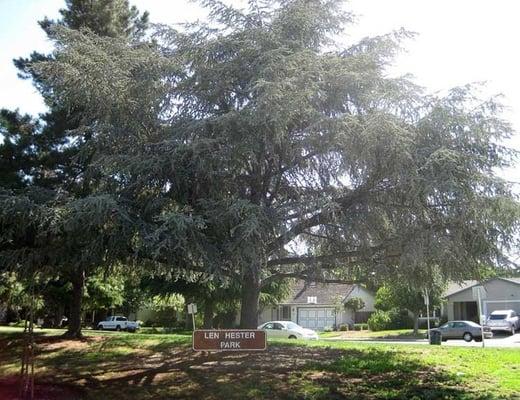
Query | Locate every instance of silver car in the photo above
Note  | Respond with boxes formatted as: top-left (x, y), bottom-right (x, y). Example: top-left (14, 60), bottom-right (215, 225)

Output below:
top-left (430, 320), bottom-right (493, 342)
top-left (486, 310), bottom-right (519, 335)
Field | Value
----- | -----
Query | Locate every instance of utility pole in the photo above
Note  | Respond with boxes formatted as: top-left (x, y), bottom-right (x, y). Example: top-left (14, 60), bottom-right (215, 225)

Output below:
top-left (424, 288), bottom-right (431, 341)
top-left (476, 288), bottom-right (485, 348)
top-left (472, 285), bottom-right (486, 348)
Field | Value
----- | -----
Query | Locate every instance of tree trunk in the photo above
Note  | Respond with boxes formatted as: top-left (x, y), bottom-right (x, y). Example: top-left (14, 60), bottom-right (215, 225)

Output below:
top-left (221, 311), bottom-right (235, 328)
top-left (54, 304), bottom-right (64, 328)
top-left (239, 266), bottom-right (261, 328)
top-left (64, 268), bottom-right (85, 338)
top-left (0, 304), bottom-right (6, 324)
top-left (203, 301), bottom-right (214, 329)
top-left (184, 300), bottom-right (193, 330)
top-left (413, 312), bottom-right (419, 335)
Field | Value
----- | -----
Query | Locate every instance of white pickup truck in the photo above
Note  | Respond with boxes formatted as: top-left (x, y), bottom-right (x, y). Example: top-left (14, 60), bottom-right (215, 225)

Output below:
top-left (97, 316), bottom-right (139, 332)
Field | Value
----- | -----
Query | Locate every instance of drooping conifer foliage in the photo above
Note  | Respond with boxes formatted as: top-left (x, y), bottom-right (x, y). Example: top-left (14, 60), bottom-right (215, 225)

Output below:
top-left (0, 0), bottom-right (149, 337)
top-left (4, 0), bottom-right (519, 329)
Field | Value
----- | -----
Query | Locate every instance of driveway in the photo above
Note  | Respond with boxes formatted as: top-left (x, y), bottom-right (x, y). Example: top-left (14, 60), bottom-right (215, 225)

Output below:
top-left (324, 332), bottom-right (520, 348)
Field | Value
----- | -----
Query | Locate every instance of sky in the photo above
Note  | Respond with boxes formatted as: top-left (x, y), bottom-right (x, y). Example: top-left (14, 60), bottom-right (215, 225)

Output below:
top-left (1, 0), bottom-right (520, 182)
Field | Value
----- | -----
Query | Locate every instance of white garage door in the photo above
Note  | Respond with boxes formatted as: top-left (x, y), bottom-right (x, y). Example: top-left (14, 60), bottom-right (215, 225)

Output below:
top-left (298, 308), bottom-right (335, 330)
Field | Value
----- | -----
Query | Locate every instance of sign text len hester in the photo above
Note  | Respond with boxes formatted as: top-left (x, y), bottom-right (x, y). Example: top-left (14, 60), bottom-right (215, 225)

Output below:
top-left (193, 330), bottom-right (266, 351)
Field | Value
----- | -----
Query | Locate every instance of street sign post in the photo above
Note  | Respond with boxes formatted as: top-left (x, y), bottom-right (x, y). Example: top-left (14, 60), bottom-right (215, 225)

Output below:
top-left (423, 288), bottom-right (430, 341)
top-left (187, 303), bottom-right (197, 331)
top-left (472, 285), bottom-right (486, 348)
top-left (193, 329), bottom-right (267, 352)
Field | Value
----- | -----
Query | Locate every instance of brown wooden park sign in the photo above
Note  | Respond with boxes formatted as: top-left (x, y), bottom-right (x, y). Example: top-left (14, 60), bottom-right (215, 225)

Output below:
top-left (192, 329), bottom-right (267, 351)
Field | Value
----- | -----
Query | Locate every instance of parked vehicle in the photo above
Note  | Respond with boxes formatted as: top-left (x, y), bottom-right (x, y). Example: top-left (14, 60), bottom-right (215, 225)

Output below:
top-left (97, 316), bottom-right (139, 332)
top-left (429, 320), bottom-right (492, 342)
top-left (486, 310), bottom-right (519, 335)
top-left (258, 321), bottom-right (319, 340)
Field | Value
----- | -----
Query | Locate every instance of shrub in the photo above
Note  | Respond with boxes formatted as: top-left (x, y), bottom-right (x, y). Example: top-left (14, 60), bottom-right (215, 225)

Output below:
top-left (418, 318), bottom-right (440, 329)
top-left (8, 320), bottom-right (26, 328)
top-left (367, 310), bottom-right (391, 331)
top-left (323, 326), bottom-right (333, 332)
top-left (344, 297), bottom-right (365, 312)
top-left (145, 320), bottom-right (163, 328)
top-left (367, 308), bottom-right (413, 331)
top-left (339, 324), bottom-right (348, 331)
top-left (354, 323), bottom-right (368, 331)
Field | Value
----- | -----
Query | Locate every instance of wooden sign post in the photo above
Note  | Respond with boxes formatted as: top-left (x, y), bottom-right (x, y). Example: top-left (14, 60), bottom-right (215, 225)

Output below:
top-left (193, 329), bottom-right (267, 352)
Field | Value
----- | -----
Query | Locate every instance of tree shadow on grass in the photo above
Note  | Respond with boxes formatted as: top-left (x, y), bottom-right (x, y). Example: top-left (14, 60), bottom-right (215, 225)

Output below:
top-left (298, 347), bottom-right (496, 400)
top-left (30, 342), bottom-right (513, 399)
top-left (1, 335), bottom-right (512, 400)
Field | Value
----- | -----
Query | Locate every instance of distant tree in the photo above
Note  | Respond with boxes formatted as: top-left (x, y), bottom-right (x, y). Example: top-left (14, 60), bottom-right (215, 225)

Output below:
top-left (0, 111), bottom-right (40, 190)
top-left (147, 293), bottom-right (185, 316)
top-left (344, 297), bottom-right (365, 314)
top-left (83, 273), bottom-right (125, 324)
top-left (0, 272), bottom-right (38, 323)
top-left (374, 281), bottom-right (443, 333)
top-left (141, 273), bottom-right (290, 329)
top-left (120, 272), bottom-right (150, 319)
top-left (38, 278), bottom-right (72, 327)
top-left (4, 0), bottom-right (149, 192)
top-left (330, 295), bottom-right (364, 328)
top-left (35, 0), bottom-right (520, 329)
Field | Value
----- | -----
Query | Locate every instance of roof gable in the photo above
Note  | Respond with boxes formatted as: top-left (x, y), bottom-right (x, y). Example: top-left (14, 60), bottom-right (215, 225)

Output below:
top-left (443, 281), bottom-right (478, 298)
top-left (282, 281), bottom-right (356, 305)
top-left (443, 277), bottom-right (520, 298)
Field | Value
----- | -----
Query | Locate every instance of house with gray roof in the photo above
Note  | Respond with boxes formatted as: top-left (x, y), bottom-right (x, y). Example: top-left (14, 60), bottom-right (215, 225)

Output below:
top-left (258, 281), bottom-right (376, 330)
top-left (441, 277), bottom-right (520, 322)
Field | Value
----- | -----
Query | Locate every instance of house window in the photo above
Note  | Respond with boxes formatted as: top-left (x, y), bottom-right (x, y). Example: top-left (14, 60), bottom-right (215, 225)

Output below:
top-left (307, 296), bottom-right (317, 304)
top-left (281, 306), bottom-right (291, 320)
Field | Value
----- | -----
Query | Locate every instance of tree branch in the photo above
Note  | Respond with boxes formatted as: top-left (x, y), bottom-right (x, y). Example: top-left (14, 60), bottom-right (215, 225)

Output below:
top-left (266, 186), bottom-right (369, 254)
top-left (261, 273), bottom-right (363, 288)
top-left (266, 248), bottom-right (374, 268)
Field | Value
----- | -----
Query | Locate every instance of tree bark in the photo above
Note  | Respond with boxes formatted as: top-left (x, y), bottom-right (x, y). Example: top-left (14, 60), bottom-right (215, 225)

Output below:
top-left (184, 301), bottom-right (192, 330)
top-left (203, 301), bottom-right (214, 329)
top-left (239, 266), bottom-right (261, 328)
top-left (64, 268), bottom-right (85, 338)
top-left (222, 311), bottom-right (236, 328)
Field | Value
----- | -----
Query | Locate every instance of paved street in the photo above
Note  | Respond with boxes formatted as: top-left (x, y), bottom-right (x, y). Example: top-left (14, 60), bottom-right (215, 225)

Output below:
top-left (442, 332), bottom-right (520, 348)
top-left (324, 333), bottom-right (520, 348)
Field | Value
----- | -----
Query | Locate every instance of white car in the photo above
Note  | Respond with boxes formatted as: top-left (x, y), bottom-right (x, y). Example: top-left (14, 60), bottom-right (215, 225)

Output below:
top-left (258, 321), bottom-right (319, 340)
top-left (486, 310), bottom-right (519, 335)
top-left (97, 316), bottom-right (139, 332)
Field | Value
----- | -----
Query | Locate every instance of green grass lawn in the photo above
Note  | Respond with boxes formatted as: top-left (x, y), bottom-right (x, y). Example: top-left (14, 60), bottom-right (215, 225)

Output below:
top-left (0, 327), bottom-right (518, 399)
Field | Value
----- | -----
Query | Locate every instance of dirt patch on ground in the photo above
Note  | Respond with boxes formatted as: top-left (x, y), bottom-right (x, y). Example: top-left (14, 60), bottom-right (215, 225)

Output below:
top-left (38, 336), bottom-right (102, 352)
top-left (0, 376), bottom-right (84, 400)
